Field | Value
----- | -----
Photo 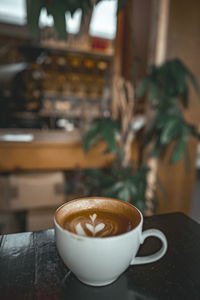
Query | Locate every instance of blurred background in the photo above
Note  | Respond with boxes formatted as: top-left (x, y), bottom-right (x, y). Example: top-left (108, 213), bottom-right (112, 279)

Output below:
top-left (0, 0), bottom-right (200, 234)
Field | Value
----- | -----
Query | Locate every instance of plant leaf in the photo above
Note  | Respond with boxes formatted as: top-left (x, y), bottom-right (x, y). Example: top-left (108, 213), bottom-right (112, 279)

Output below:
top-left (186, 69), bottom-right (200, 96)
top-left (52, 10), bottom-right (67, 40)
top-left (186, 123), bottom-right (200, 139)
top-left (105, 181), bottom-right (124, 195)
top-left (83, 118), bottom-right (120, 153)
top-left (117, 186), bottom-right (130, 202)
top-left (134, 200), bottom-right (146, 214)
top-left (148, 83), bottom-right (159, 104)
top-left (170, 135), bottom-right (187, 164)
top-left (100, 118), bottom-right (120, 153)
top-left (137, 77), bottom-right (150, 98)
top-left (129, 183), bottom-right (137, 197)
top-left (27, 0), bottom-right (44, 38)
top-left (150, 138), bottom-right (164, 157)
top-left (156, 175), bottom-right (167, 200)
top-left (160, 118), bottom-right (180, 144)
top-left (46, 2), bottom-right (67, 39)
top-left (83, 122), bottom-right (100, 152)
top-left (117, 0), bottom-right (130, 13)
top-left (181, 84), bottom-right (189, 108)
top-left (102, 126), bottom-right (117, 153)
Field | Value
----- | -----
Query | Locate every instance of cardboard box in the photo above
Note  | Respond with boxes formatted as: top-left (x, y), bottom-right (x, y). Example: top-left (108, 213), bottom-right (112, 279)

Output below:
top-left (0, 172), bottom-right (66, 211)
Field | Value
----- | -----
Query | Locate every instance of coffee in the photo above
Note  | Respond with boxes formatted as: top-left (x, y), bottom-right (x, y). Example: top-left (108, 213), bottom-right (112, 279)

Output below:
top-left (63, 209), bottom-right (134, 237)
top-left (54, 197), bottom-right (168, 286)
top-left (55, 197), bottom-right (141, 238)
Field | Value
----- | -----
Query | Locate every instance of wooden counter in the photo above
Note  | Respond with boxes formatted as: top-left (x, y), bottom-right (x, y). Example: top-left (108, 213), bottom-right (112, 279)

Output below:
top-left (0, 129), bottom-right (140, 172)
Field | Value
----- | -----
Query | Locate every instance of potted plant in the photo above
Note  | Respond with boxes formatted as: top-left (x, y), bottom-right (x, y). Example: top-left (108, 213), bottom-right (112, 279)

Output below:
top-left (27, 0), bottom-right (200, 214)
top-left (82, 59), bottom-right (200, 214)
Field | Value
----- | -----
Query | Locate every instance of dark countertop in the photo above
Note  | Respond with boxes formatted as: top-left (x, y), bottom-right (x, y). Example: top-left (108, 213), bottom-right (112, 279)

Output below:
top-left (0, 212), bottom-right (200, 300)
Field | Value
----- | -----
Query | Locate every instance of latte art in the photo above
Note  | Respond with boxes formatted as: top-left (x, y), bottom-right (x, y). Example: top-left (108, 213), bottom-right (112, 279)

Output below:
top-left (75, 213), bottom-right (106, 236)
top-left (63, 209), bottom-right (134, 237)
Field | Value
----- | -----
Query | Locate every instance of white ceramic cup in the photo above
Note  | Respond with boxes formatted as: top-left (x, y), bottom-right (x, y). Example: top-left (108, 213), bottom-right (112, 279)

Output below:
top-left (54, 197), bottom-right (167, 287)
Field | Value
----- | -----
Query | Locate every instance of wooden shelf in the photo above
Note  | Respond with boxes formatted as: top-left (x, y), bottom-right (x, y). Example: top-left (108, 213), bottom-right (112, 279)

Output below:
top-left (0, 129), bottom-right (140, 172)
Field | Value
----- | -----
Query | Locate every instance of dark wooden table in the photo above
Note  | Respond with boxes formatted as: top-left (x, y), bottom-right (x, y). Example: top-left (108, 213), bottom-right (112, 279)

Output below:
top-left (0, 212), bottom-right (200, 300)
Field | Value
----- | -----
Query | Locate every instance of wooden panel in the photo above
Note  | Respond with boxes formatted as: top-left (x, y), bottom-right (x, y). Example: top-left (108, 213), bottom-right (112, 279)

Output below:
top-left (157, 138), bottom-right (197, 215)
top-left (157, 0), bottom-right (200, 215)
top-left (119, 0), bottom-right (153, 81)
top-left (0, 140), bottom-right (140, 172)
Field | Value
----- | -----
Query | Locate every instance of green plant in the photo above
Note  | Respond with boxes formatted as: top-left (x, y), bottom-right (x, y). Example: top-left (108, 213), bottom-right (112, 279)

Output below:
top-left (28, 0), bottom-right (93, 39)
top-left (83, 118), bottom-right (120, 153)
top-left (138, 59), bottom-right (200, 170)
top-left (83, 59), bottom-right (200, 214)
top-left (137, 58), bottom-right (199, 110)
top-left (84, 166), bottom-right (152, 212)
top-left (82, 114), bottom-right (158, 213)
top-left (27, 1), bottom-right (200, 214)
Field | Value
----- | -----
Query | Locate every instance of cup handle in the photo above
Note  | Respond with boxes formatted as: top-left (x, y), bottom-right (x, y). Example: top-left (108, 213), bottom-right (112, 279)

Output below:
top-left (131, 229), bottom-right (168, 265)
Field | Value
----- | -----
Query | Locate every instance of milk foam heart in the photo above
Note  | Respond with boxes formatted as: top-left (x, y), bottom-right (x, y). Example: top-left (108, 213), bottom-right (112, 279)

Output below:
top-left (75, 214), bottom-right (105, 236)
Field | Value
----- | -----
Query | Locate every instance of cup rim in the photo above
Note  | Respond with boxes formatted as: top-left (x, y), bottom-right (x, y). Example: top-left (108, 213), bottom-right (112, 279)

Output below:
top-left (54, 197), bottom-right (143, 240)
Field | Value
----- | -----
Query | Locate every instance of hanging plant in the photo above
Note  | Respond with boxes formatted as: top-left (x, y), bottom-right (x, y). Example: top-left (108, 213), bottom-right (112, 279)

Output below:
top-left (27, 0), bottom-right (94, 39)
top-left (27, 0), bottom-right (131, 40)
top-left (27, 0), bottom-right (133, 40)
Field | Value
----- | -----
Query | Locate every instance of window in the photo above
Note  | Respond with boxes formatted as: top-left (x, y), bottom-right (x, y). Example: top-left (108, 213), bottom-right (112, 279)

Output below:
top-left (0, 0), bottom-right (26, 25)
top-left (0, 0), bottom-right (117, 39)
top-left (40, 0), bottom-right (117, 39)
top-left (90, 0), bottom-right (117, 39)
